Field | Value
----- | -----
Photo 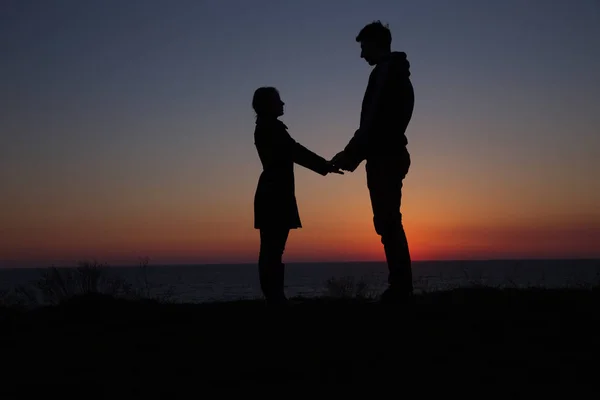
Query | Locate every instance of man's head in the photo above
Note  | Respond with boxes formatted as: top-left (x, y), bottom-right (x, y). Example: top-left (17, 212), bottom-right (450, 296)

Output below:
top-left (356, 20), bottom-right (392, 66)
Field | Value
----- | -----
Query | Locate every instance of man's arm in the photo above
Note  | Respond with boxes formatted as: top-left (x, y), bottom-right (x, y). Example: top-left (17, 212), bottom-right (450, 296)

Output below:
top-left (343, 61), bottom-right (391, 163)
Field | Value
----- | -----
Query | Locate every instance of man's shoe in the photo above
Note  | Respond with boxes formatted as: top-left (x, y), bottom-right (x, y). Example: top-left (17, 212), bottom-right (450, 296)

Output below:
top-left (380, 287), bottom-right (413, 305)
top-left (265, 294), bottom-right (289, 306)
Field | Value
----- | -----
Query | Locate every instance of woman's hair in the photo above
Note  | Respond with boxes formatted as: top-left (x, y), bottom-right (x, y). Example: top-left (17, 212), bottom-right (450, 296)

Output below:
top-left (252, 86), bottom-right (278, 116)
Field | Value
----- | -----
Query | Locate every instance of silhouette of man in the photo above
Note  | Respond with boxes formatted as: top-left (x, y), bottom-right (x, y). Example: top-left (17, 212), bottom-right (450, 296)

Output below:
top-left (331, 21), bottom-right (415, 304)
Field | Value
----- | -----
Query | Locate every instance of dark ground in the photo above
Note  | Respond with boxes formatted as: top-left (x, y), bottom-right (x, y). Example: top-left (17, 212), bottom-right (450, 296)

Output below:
top-left (1, 287), bottom-right (598, 396)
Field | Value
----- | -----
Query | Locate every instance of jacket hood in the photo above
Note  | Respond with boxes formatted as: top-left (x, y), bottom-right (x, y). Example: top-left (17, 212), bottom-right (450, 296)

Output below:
top-left (385, 51), bottom-right (411, 78)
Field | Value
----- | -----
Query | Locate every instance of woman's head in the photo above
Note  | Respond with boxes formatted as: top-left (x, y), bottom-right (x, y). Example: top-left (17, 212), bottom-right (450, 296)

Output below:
top-left (252, 87), bottom-right (284, 117)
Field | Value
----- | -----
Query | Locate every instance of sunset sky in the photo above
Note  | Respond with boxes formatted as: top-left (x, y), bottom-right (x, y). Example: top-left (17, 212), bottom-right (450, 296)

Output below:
top-left (2, 0), bottom-right (599, 267)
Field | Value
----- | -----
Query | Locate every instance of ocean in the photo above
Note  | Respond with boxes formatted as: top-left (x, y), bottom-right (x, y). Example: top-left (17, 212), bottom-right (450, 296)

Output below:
top-left (1, 259), bottom-right (600, 304)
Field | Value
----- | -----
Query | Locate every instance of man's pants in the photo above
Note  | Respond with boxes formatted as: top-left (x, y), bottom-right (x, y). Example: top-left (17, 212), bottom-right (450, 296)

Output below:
top-left (366, 151), bottom-right (413, 294)
top-left (258, 228), bottom-right (290, 301)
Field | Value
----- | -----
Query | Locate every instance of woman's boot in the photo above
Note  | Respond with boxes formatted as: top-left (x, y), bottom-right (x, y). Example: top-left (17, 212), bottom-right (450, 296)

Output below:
top-left (259, 262), bottom-right (288, 306)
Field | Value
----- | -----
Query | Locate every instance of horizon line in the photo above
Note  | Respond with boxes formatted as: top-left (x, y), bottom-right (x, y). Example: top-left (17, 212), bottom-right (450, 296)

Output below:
top-left (1, 256), bottom-right (598, 269)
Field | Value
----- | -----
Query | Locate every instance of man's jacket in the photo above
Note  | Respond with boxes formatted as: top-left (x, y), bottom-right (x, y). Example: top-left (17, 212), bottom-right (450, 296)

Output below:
top-left (344, 51), bottom-right (415, 169)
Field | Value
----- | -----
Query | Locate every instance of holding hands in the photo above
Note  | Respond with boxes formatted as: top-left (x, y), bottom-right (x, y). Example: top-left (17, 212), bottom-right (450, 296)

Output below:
top-left (330, 150), bottom-right (360, 173)
top-left (326, 160), bottom-right (344, 175)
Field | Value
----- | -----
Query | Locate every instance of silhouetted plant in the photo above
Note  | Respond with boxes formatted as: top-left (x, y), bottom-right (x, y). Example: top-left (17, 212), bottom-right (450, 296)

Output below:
top-left (131, 257), bottom-right (176, 303)
top-left (137, 256), bottom-right (152, 298)
top-left (35, 261), bottom-right (133, 305)
top-left (413, 274), bottom-right (431, 293)
top-left (324, 275), bottom-right (376, 299)
top-left (0, 289), bottom-right (17, 308)
top-left (0, 284), bottom-right (39, 309)
top-left (9, 258), bottom-right (178, 306)
top-left (462, 267), bottom-right (487, 288)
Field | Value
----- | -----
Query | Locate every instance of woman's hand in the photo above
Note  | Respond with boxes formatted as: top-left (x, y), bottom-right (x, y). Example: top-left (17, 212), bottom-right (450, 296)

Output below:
top-left (326, 161), bottom-right (344, 175)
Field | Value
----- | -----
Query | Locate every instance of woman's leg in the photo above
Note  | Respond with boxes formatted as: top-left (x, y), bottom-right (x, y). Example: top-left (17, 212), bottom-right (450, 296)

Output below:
top-left (258, 228), bottom-right (290, 303)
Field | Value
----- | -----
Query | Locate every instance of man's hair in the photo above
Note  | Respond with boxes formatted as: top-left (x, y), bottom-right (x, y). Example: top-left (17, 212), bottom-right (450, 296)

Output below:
top-left (356, 20), bottom-right (392, 49)
top-left (252, 86), bottom-right (278, 115)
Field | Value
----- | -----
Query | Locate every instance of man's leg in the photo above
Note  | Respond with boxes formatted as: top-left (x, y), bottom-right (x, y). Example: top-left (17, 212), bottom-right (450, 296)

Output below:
top-left (258, 228), bottom-right (290, 304)
top-left (366, 156), bottom-right (413, 301)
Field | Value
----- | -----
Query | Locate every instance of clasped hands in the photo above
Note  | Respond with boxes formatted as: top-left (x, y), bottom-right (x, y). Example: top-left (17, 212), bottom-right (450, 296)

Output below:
top-left (326, 150), bottom-right (358, 175)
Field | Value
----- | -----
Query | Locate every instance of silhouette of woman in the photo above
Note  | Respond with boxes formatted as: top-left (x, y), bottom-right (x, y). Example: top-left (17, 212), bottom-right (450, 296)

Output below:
top-left (252, 87), bottom-right (342, 305)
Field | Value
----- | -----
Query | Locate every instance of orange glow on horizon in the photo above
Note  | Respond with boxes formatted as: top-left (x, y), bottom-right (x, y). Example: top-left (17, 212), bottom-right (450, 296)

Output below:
top-left (2, 215), bottom-right (598, 267)
top-left (2, 143), bottom-right (599, 268)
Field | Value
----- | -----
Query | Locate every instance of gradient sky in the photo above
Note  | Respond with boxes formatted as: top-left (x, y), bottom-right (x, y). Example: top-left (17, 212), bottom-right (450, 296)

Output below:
top-left (2, 0), bottom-right (599, 267)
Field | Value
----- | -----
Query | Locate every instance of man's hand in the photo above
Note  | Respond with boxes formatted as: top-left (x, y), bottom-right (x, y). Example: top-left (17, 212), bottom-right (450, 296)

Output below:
top-left (330, 150), bottom-right (360, 172)
top-left (331, 151), bottom-right (345, 166)
top-left (326, 160), bottom-right (344, 175)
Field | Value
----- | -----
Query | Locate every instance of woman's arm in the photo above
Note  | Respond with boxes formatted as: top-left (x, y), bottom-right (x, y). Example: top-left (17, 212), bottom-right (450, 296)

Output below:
top-left (290, 136), bottom-right (331, 176)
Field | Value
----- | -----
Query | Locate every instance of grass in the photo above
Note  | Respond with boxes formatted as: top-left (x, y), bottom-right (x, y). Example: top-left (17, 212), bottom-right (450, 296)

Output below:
top-left (0, 261), bottom-right (599, 393)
